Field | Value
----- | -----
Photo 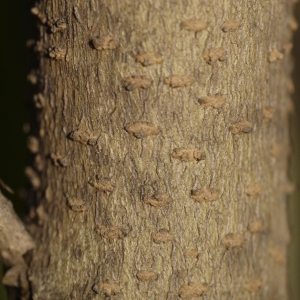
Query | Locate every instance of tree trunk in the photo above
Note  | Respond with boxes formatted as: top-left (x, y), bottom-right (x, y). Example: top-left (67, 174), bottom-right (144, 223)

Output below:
top-left (26, 0), bottom-right (295, 299)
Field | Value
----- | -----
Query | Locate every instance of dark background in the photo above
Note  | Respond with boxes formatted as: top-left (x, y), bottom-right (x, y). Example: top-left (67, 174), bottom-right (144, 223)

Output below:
top-left (0, 1), bottom-right (299, 299)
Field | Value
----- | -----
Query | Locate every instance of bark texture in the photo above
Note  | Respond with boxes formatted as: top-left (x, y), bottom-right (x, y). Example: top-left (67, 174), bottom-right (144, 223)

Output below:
top-left (27, 0), bottom-right (295, 299)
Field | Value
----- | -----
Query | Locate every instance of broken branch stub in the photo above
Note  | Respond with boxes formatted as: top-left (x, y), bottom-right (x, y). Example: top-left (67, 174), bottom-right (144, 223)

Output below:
top-left (0, 191), bottom-right (35, 266)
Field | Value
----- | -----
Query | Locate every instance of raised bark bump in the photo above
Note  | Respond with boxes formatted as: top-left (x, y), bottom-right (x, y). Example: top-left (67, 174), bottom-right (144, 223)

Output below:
top-left (27, 136), bottom-right (39, 153)
top-left (143, 193), bottom-right (172, 207)
top-left (91, 35), bottom-right (118, 50)
top-left (88, 176), bottom-right (116, 192)
top-left (203, 48), bottom-right (227, 63)
top-left (229, 120), bottom-right (253, 135)
top-left (136, 270), bottom-right (158, 282)
top-left (67, 198), bottom-right (86, 212)
top-left (178, 282), bottom-right (210, 298)
top-left (122, 75), bottom-right (153, 91)
top-left (190, 188), bottom-right (219, 203)
top-left (135, 51), bottom-right (163, 66)
top-left (270, 143), bottom-right (282, 157)
top-left (268, 49), bottom-right (284, 63)
top-left (289, 16), bottom-right (298, 31)
top-left (92, 280), bottom-right (121, 296)
top-left (152, 229), bottom-right (173, 243)
top-left (245, 183), bottom-right (263, 196)
top-left (180, 19), bottom-right (208, 32)
top-left (221, 20), bottom-right (242, 32)
top-left (69, 129), bottom-right (97, 145)
top-left (48, 46), bottom-right (66, 60)
top-left (33, 93), bottom-right (46, 108)
top-left (185, 250), bottom-right (199, 258)
top-left (124, 122), bottom-right (160, 138)
top-left (263, 106), bottom-right (276, 121)
top-left (95, 225), bottom-right (128, 240)
top-left (27, 0), bottom-right (293, 298)
top-left (269, 246), bottom-right (286, 264)
top-left (244, 279), bottom-right (263, 292)
top-left (172, 147), bottom-right (205, 162)
top-left (198, 94), bottom-right (226, 108)
top-left (247, 220), bottom-right (264, 233)
top-left (49, 18), bottom-right (66, 33)
top-left (222, 233), bottom-right (244, 248)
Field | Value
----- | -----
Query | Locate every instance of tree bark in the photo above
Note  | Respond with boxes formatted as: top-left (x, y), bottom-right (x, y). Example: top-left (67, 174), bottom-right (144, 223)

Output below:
top-left (26, 0), bottom-right (295, 299)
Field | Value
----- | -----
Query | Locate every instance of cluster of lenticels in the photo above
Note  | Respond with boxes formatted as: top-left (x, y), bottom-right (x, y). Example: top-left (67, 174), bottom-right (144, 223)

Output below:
top-left (27, 8), bottom-right (296, 297)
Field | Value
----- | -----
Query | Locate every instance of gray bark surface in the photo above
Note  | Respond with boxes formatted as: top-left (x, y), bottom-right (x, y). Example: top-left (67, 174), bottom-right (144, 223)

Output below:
top-left (27, 0), bottom-right (295, 299)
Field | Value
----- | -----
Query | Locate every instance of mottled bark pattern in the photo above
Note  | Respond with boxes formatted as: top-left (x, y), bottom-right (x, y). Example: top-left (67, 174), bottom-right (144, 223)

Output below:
top-left (28, 0), bottom-right (295, 299)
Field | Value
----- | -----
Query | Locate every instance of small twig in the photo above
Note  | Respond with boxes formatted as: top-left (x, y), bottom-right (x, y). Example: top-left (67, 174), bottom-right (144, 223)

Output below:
top-left (0, 178), bottom-right (14, 194)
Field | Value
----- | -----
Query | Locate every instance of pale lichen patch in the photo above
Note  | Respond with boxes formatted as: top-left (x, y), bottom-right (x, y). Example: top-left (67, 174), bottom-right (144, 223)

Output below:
top-left (198, 94), bottom-right (226, 108)
top-left (164, 75), bottom-right (196, 88)
top-left (178, 282), bottom-right (210, 298)
top-left (172, 147), bottom-right (205, 162)
top-left (136, 52), bottom-right (163, 66)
